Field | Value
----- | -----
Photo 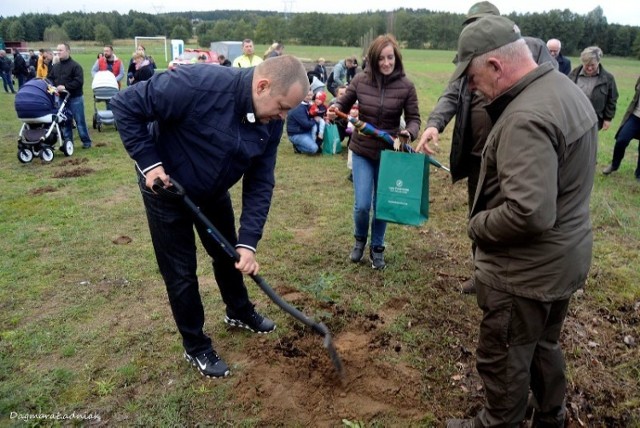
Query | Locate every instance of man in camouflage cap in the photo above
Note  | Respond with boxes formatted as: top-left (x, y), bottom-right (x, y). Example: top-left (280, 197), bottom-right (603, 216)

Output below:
top-left (444, 15), bottom-right (598, 428)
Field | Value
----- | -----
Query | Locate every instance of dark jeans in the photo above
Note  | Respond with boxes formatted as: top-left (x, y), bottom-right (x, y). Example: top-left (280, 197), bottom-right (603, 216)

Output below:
top-left (16, 73), bottom-right (26, 89)
top-left (137, 172), bottom-right (254, 355)
top-left (610, 114), bottom-right (640, 178)
top-left (474, 282), bottom-right (569, 427)
top-left (1, 70), bottom-right (15, 93)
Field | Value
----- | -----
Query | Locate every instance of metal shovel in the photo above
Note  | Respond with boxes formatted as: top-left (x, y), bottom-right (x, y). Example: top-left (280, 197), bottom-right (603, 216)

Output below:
top-left (152, 178), bottom-right (345, 379)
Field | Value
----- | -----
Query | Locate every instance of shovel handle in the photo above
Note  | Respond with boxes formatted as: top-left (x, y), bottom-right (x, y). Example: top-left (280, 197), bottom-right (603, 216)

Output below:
top-left (152, 178), bottom-right (327, 335)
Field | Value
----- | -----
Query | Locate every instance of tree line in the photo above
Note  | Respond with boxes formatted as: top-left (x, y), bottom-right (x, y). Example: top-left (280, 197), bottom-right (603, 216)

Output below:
top-left (1, 7), bottom-right (639, 58)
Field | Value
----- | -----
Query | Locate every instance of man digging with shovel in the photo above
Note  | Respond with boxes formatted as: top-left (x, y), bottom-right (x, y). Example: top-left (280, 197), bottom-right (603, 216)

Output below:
top-left (111, 55), bottom-right (309, 378)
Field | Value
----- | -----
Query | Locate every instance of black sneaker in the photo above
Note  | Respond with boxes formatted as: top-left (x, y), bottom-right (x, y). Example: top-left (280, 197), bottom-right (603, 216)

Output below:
top-left (350, 239), bottom-right (366, 262)
top-left (224, 308), bottom-right (276, 334)
top-left (370, 246), bottom-right (386, 270)
top-left (184, 350), bottom-right (230, 378)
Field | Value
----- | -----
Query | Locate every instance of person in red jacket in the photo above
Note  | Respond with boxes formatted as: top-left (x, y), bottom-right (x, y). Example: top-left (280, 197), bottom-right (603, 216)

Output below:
top-left (309, 91), bottom-right (328, 141)
top-left (91, 45), bottom-right (124, 88)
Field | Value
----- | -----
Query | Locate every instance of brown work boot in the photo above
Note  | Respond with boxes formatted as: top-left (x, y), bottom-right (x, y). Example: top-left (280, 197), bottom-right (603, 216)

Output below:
top-left (460, 278), bottom-right (476, 294)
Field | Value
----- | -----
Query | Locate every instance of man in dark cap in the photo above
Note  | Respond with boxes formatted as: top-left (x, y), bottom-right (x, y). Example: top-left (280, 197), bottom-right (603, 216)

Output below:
top-left (416, 1), bottom-right (556, 294)
top-left (442, 15), bottom-right (598, 428)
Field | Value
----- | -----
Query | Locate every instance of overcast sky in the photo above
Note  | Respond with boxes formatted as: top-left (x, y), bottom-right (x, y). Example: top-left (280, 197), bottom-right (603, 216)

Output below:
top-left (3, 0), bottom-right (637, 27)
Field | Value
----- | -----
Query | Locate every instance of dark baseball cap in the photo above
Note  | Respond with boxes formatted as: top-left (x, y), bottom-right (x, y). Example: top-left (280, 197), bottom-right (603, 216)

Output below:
top-left (450, 15), bottom-right (522, 82)
top-left (464, 1), bottom-right (500, 25)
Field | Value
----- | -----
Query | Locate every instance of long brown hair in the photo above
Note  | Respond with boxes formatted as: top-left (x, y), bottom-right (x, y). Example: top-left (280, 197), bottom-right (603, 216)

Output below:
top-left (366, 34), bottom-right (404, 88)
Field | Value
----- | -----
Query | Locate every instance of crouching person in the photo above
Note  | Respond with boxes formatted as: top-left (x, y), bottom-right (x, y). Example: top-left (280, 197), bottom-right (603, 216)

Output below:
top-left (287, 89), bottom-right (321, 154)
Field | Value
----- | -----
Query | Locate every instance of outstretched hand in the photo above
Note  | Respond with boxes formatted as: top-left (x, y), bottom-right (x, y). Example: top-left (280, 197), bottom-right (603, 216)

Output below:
top-left (415, 127), bottom-right (439, 155)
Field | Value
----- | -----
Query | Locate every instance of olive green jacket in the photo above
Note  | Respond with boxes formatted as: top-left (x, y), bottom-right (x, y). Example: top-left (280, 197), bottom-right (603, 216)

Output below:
top-left (469, 63), bottom-right (598, 302)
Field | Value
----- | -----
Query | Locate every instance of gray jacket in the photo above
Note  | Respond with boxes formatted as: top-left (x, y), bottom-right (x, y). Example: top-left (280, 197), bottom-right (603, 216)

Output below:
top-left (426, 37), bottom-right (557, 183)
top-left (468, 63), bottom-right (598, 302)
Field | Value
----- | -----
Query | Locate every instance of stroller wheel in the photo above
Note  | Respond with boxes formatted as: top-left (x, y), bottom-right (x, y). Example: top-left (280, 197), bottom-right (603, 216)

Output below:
top-left (18, 148), bottom-right (34, 163)
top-left (62, 140), bottom-right (74, 157)
top-left (92, 115), bottom-right (97, 129)
top-left (40, 147), bottom-right (54, 163)
top-left (98, 123), bottom-right (103, 132)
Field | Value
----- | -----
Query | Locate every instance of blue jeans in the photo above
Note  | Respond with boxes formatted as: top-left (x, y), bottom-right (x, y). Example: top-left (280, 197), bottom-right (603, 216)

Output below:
top-left (289, 131), bottom-right (319, 154)
top-left (352, 151), bottom-right (386, 247)
top-left (314, 119), bottom-right (325, 138)
top-left (1, 71), bottom-right (15, 93)
top-left (63, 96), bottom-right (92, 147)
top-left (611, 114), bottom-right (640, 177)
top-left (137, 172), bottom-right (254, 355)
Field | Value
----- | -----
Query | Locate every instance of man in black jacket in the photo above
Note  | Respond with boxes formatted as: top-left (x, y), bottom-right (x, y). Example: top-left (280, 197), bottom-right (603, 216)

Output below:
top-left (547, 38), bottom-right (571, 75)
top-left (49, 43), bottom-right (92, 149)
top-left (13, 52), bottom-right (30, 89)
top-left (111, 55), bottom-right (309, 379)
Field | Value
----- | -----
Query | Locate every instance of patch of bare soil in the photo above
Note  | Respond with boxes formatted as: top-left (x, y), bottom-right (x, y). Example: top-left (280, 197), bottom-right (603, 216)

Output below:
top-left (230, 307), bottom-right (425, 426)
top-left (112, 235), bottom-right (133, 245)
top-left (57, 157), bottom-right (89, 166)
top-left (29, 185), bottom-right (57, 195)
top-left (52, 167), bottom-right (95, 178)
top-left (220, 278), bottom-right (639, 426)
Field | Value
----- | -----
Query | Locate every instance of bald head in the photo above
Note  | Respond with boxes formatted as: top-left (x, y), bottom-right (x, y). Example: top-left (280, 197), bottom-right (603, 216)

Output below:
top-left (547, 39), bottom-right (562, 58)
top-left (252, 55), bottom-right (310, 123)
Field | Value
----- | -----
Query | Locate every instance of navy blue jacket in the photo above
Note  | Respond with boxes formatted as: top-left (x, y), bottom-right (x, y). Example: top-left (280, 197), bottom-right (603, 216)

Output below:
top-left (557, 54), bottom-right (571, 76)
top-left (286, 102), bottom-right (315, 135)
top-left (110, 64), bottom-right (284, 250)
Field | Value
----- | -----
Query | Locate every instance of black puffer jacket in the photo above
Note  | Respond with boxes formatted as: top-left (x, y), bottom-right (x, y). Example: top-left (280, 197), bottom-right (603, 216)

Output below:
top-left (334, 68), bottom-right (420, 160)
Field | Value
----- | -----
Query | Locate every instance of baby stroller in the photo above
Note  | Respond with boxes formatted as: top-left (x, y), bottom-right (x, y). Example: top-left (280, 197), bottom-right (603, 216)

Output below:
top-left (91, 71), bottom-right (119, 132)
top-left (15, 79), bottom-right (74, 163)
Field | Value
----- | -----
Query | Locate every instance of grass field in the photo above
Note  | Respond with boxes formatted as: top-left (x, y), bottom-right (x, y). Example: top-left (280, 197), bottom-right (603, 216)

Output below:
top-left (0, 43), bottom-right (639, 426)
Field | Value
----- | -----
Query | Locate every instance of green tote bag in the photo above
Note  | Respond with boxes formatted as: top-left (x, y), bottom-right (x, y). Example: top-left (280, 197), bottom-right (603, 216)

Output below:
top-left (375, 150), bottom-right (429, 226)
top-left (322, 123), bottom-right (343, 155)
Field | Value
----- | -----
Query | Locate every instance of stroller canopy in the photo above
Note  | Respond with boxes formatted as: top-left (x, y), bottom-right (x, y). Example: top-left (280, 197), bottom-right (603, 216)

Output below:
top-left (92, 71), bottom-right (119, 100)
top-left (92, 71), bottom-right (119, 90)
top-left (15, 79), bottom-right (57, 120)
